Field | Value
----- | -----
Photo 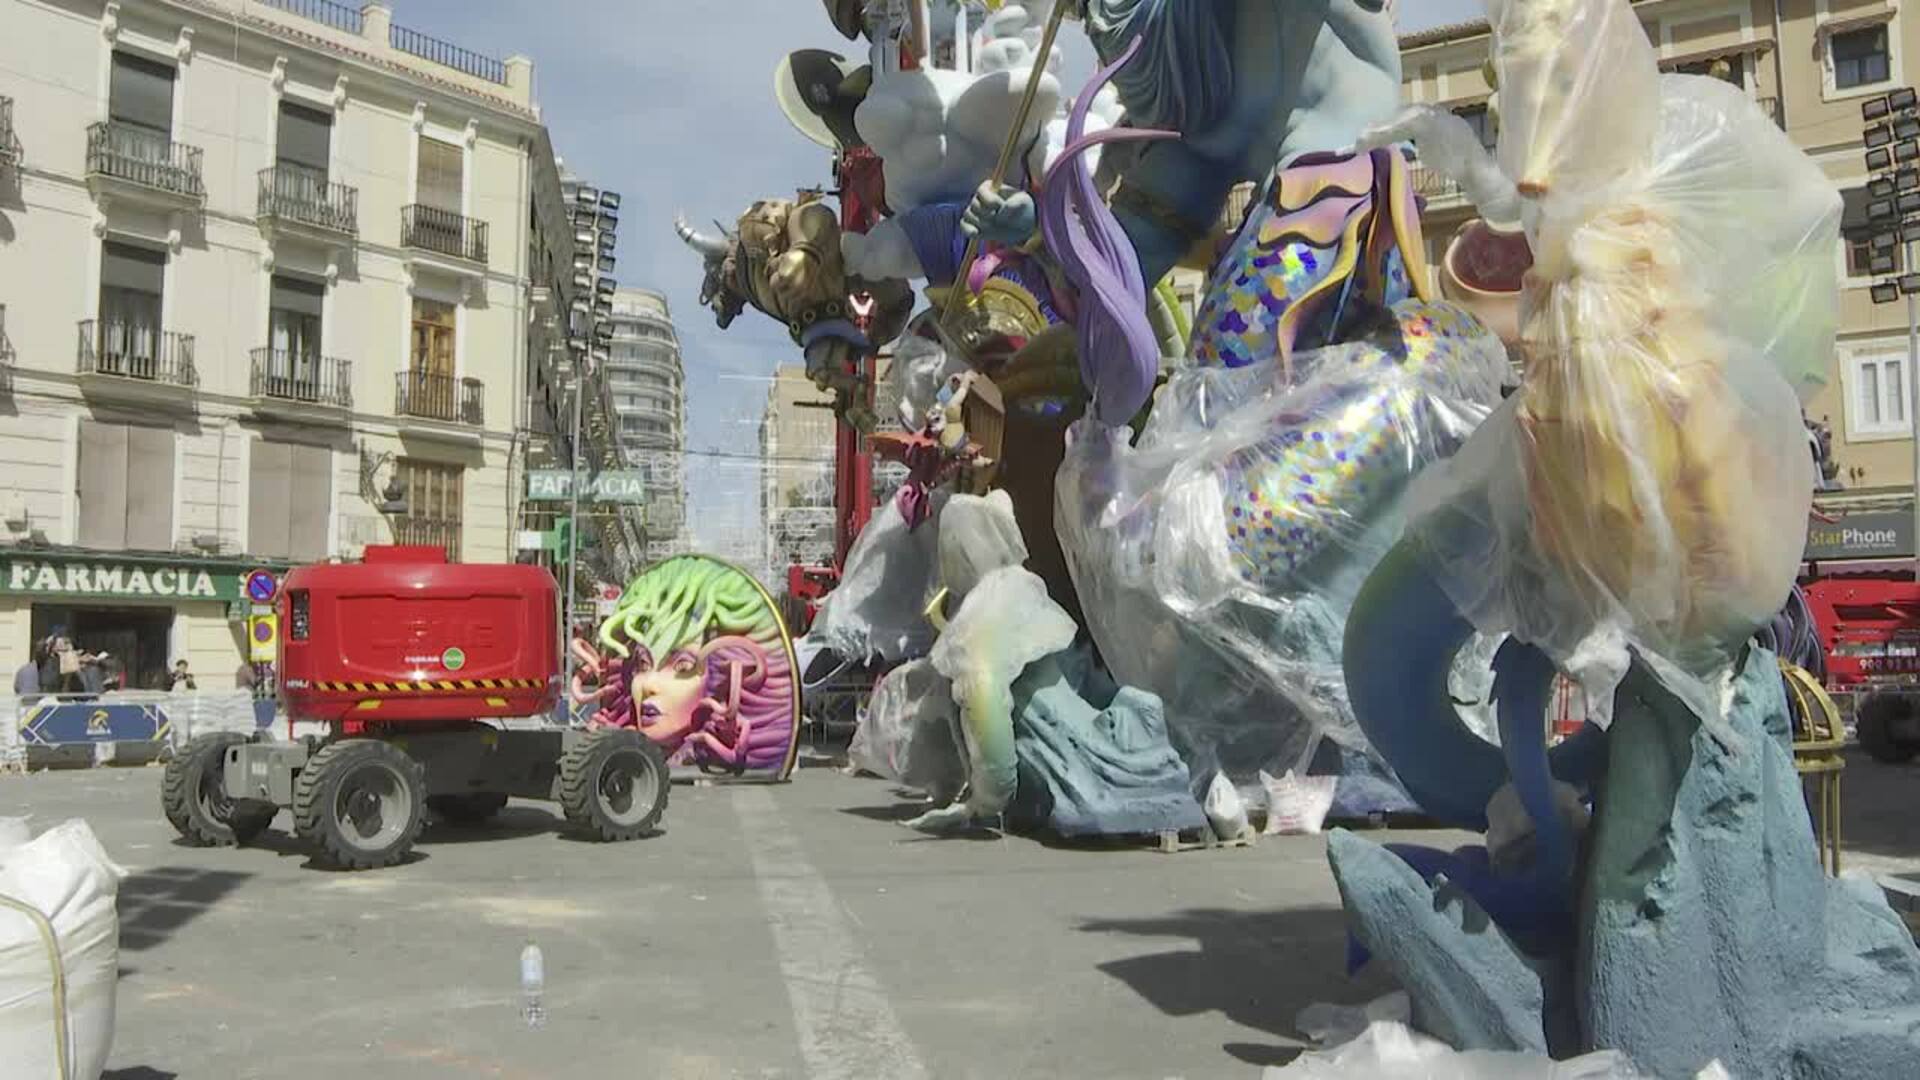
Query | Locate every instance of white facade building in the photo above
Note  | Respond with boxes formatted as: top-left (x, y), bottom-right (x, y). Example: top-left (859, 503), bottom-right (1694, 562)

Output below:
top-left (0, 0), bottom-right (549, 688)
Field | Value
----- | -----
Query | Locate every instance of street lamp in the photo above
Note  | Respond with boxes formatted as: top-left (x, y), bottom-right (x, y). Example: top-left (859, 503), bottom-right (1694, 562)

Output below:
top-left (1864, 87), bottom-right (1920, 577)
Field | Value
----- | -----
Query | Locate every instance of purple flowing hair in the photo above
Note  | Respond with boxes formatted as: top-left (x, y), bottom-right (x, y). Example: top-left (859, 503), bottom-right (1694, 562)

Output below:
top-left (1038, 35), bottom-right (1179, 428)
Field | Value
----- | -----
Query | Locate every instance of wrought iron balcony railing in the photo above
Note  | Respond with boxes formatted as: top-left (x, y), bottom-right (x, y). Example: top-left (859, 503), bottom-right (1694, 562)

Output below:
top-left (258, 165), bottom-right (358, 236)
top-left (401, 204), bottom-right (488, 263)
top-left (77, 319), bottom-right (197, 386)
top-left (1408, 162), bottom-right (1466, 205)
top-left (389, 25), bottom-right (507, 84)
top-left (0, 96), bottom-right (19, 165)
top-left (250, 348), bottom-right (353, 408)
top-left (257, 0), bottom-right (364, 34)
top-left (395, 370), bottom-right (483, 425)
top-left (391, 516), bottom-right (461, 561)
top-left (86, 121), bottom-right (204, 200)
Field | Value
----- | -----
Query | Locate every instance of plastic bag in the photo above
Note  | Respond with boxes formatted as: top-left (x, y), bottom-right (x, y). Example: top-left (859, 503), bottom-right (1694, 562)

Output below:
top-left (1261, 770), bottom-right (1337, 835)
top-left (1271, 993), bottom-right (1655, 1079)
top-left (1202, 773), bottom-right (1251, 840)
top-left (1448, 632), bottom-right (1507, 746)
top-left (848, 658), bottom-right (967, 804)
top-left (1403, 0), bottom-right (1835, 716)
top-left (1055, 304), bottom-right (1510, 793)
top-left (0, 819), bottom-right (124, 1080)
top-left (0, 819), bottom-right (30, 852)
top-left (812, 493), bottom-right (947, 665)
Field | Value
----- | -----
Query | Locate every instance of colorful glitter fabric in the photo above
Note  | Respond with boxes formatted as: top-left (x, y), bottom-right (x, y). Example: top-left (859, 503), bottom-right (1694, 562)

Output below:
top-left (1191, 148), bottom-right (1427, 371)
top-left (1221, 301), bottom-right (1492, 589)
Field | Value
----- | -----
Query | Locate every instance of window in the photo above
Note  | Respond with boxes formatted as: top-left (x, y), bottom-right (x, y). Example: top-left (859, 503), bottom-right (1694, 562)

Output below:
top-left (97, 240), bottom-right (165, 377)
top-left (417, 136), bottom-right (463, 212)
top-left (276, 101), bottom-right (331, 175)
top-left (77, 420), bottom-right (175, 550)
top-left (109, 51), bottom-right (174, 134)
top-left (1833, 27), bottom-right (1892, 91)
top-left (1451, 104), bottom-right (1495, 151)
top-left (393, 458), bottom-right (463, 560)
top-left (400, 300), bottom-right (463, 421)
top-left (267, 274), bottom-right (324, 389)
top-left (1675, 55), bottom-right (1745, 87)
top-left (1850, 351), bottom-right (1910, 436)
top-left (248, 440), bottom-right (330, 562)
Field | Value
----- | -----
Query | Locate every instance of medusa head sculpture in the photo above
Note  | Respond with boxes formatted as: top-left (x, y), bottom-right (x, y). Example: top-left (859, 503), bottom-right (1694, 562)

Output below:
top-left (571, 555), bottom-right (801, 781)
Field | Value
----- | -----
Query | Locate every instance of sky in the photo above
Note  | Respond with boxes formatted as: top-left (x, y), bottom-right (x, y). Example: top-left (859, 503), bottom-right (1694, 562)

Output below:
top-left (389, 0), bottom-right (1488, 549)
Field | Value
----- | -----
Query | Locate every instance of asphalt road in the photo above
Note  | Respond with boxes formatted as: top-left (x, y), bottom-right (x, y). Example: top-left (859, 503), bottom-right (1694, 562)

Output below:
top-left (3, 747), bottom-right (1916, 1080)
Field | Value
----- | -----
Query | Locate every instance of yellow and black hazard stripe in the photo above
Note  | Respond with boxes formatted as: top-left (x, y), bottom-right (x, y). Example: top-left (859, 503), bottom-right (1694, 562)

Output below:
top-left (311, 678), bottom-right (547, 693)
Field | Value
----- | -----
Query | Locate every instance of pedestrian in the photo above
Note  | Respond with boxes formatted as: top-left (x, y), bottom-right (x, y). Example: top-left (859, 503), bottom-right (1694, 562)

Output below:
top-left (52, 634), bottom-right (85, 693)
top-left (77, 651), bottom-right (109, 696)
top-left (36, 637), bottom-right (59, 695)
top-left (12, 647), bottom-right (41, 697)
top-left (167, 659), bottom-right (196, 692)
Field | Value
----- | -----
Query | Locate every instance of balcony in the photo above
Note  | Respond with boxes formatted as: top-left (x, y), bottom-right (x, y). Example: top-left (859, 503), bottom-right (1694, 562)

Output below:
top-left (402, 204), bottom-right (487, 264)
top-left (76, 319), bottom-right (196, 405)
top-left (0, 96), bottom-right (18, 169)
top-left (257, 165), bottom-right (358, 242)
top-left (249, 349), bottom-right (353, 418)
top-left (391, 516), bottom-right (461, 561)
top-left (257, 0), bottom-right (363, 34)
top-left (85, 121), bottom-right (204, 207)
top-left (389, 25), bottom-right (507, 85)
top-left (395, 370), bottom-right (484, 431)
top-left (1408, 162), bottom-right (1469, 215)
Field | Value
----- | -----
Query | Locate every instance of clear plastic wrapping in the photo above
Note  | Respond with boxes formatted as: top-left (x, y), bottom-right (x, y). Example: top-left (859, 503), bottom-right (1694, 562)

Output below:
top-left (1402, 1), bottom-right (1837, 706)
top-left (1055, 300), bottom-right (1511, 788)
top-left (811, 492), bottom-right (947, 665)
top-left (848, 658), bottom-right (966, 803)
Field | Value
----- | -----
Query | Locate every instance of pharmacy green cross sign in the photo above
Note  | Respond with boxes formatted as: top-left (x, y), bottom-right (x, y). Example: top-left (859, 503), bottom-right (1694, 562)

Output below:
top-left (526, 470), bottom-right (647, 504)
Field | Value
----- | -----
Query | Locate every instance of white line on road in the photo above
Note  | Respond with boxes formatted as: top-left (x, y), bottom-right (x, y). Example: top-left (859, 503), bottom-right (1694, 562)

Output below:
top-left (732, 786), bottom-right (929, 1080)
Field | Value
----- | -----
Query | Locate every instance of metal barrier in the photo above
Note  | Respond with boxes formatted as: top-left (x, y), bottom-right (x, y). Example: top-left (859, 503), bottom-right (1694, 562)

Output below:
top-left (2, 691), bottom-right (274, 768)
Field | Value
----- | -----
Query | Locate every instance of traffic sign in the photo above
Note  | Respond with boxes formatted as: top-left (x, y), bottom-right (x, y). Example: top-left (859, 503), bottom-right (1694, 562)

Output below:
top-left (244, 569), bottom-right (279, 604)
top-left (248, 613), bottom-right (278, 662)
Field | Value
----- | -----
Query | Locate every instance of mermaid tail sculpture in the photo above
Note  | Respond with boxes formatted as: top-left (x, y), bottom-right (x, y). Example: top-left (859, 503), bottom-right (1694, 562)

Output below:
top-left (1327, 0), bottom-right (1920, 1072)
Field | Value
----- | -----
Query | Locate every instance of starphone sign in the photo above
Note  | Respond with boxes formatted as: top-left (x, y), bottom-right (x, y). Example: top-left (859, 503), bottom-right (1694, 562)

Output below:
top-left (1805, 511), bottom-right (1913, 561)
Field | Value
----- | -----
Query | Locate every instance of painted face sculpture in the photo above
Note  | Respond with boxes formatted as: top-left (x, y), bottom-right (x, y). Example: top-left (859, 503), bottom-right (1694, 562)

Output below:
top-left (571, 555), bottom-right (801, 781)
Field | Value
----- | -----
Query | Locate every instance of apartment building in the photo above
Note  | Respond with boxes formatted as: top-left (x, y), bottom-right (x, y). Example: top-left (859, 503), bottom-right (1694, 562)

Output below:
top-left (1399, 0), bottom-right (1915, 499)
top-left (759, 364), bottom-right (838, 576)
top-left (0, 0), bottom-right (562, 688)
top-left (606, 287), bottom-right (689, 563)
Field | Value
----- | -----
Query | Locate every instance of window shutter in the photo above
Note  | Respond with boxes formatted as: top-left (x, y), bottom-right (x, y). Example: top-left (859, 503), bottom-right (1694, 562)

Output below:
top-left (101, 241), bottom-right (166, 294)
top-left (249, 440), bottom-right (293, 560)
top-left (77, 421), bottom-right (130, 550)
top-left (110, 51), bottom-right (175, 133)
top-left (276, 101), bottom-right (332, 173)
top-left (124, 425), bottom-right (175, 551)
top-left (417, 137), bottom-right (463, 212)
top-left (289, 446), bottom-right (332, 563)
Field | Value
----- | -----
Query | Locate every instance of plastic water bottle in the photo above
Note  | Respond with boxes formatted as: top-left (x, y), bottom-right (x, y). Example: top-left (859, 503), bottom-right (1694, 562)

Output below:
top-left (519, 941), bottom-right (546, 1029)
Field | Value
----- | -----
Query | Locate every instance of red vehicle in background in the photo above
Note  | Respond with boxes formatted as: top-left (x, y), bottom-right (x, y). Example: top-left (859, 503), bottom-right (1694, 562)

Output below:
top-left (1800, 497), bottom-right (1920, 764)
top-left (160, 546), bottom-right (669, 870)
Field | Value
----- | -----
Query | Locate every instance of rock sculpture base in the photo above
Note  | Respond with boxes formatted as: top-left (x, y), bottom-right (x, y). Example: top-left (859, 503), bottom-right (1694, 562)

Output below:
top-left (1328, 648), bottom-right (1920, 1076)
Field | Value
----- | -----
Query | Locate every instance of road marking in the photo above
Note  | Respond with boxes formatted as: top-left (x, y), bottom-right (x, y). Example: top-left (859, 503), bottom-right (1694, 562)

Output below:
top-left (732, 786), bottom-right (928, 1080)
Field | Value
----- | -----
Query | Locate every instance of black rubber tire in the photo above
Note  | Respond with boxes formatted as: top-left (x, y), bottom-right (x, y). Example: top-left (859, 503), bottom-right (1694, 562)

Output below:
top-left (162, 732), bottom-right (275, 847)
top-left (558, 729), bottom-right (668, 841)
top-left (427, 792), bottom-right (510, 825)
top-left (1856, 692), bottom-right (1920, 765)
top-left (293, 739), bottom-right (427, 870)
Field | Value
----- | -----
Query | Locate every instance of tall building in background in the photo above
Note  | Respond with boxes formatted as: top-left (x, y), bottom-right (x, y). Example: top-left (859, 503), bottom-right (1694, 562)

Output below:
top-left (759, 365), bottom-right (837, 578)
top-left (516, 160), bottom-right (639, 603)
top-left (606, 287), bottom-right (689, 561)
top-left (1398, 3), bottom-right (1910, 505)
top-left (0, 0), bottom-right (554, 687)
